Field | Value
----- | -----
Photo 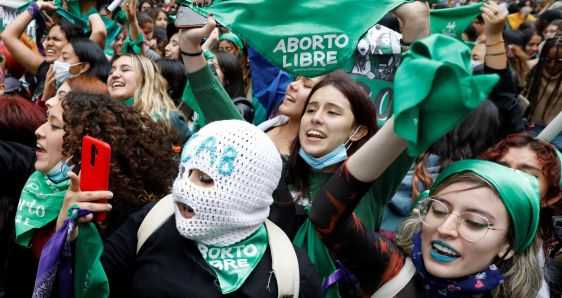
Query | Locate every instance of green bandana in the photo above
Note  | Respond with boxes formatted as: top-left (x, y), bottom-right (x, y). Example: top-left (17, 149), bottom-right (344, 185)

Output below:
top-left (218, 32), bottom-right (244, 51)
top-left (123, 96), bottom-right (135, 106)
top-left (53, 4), bottom-right (123, 48)
top-left (430, 3), bottom-right (484, 40)
top-left (432, 159), bottom-right (540, 253)
top-left (75, 222), bottom-right (109, 298)
top-left (183, 0), bottom-right (409, 76)
top-left (197, 224), bottom-right (268, 294)
top-left (123, 32), bottom-right (146, 55)
top-left (393, 34), bottom-right (499, 156)
top-left (15, 171), bottom-right (69, 247)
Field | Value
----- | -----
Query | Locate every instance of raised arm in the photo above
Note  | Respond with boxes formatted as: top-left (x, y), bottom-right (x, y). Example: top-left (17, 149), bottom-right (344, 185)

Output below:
top-left (2, 1), bottom-right (56, 75)
top-left (178, 15), bottom-right (243, 124)
top-left (481, 1), bottom-right (507, 70)
top-left (310, 119), bottom-right (407, 294)
top-left (88, 12), bottom-right (107, 49)
top-left (125, 0), bottom-right (145, 55)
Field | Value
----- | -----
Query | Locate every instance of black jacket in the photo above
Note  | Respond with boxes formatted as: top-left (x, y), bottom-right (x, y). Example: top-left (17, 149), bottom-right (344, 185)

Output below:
top-left (0, 141), bottom-right (36, 296)
top-left (102, 202), bottom-right (323, 298)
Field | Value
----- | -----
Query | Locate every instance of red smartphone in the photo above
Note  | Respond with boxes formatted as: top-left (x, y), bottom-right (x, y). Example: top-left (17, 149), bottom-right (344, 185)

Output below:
top-left (175, 5), bottom-right (207, 29)
top-left (80, 136), bottom-right (111, 222)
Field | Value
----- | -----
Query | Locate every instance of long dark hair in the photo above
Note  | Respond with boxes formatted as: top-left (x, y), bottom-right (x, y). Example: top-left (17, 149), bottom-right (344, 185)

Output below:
top-left (286, 71), bottom-right (377, 199)
top-left (215, 51), bottom-right (246, 99)
top-left (69, 38), bottom-right (110, 82)
top-left (412, 99), bottom-right (500, 199)
top-left (525, 35), bottom-right (562, 120)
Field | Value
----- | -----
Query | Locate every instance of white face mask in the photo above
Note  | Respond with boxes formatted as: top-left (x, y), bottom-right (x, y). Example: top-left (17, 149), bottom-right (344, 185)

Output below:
top-left (54, 61), bottom-right (83, 86)
top-left (470, 60), bottom-right (483, 69)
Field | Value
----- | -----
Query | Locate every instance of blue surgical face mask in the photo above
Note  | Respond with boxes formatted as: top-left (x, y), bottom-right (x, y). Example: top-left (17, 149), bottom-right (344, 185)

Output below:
top-left (47, 157), bottom-right (75, 183)
top-left (298, 126), bottom-right (362, 170)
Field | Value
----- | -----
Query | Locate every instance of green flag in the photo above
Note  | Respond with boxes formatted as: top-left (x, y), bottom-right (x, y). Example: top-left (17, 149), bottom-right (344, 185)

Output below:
top-left (430, 3), bottom-right (484, 40)
top-left (393, 34), bottom-right (499, 156)
top-left (184, 0), bottom-right (410, 77)
top-left (342, 24), bottom-right (402, 127)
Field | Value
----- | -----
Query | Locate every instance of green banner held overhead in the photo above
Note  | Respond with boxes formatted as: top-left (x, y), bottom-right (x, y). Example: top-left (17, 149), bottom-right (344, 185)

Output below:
top-left (185, 0), bottom-right (409, 77)
top-left (430, 3), bottom-right (484, 40)
top-left (343, 24), bottom-right (402, 127)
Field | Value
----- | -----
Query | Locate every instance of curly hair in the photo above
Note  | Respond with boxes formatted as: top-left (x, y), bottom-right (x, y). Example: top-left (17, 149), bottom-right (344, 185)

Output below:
top-left (61, 92), bottom-right (178, 231)
top-left (479, 132), bottom-right (562, 242)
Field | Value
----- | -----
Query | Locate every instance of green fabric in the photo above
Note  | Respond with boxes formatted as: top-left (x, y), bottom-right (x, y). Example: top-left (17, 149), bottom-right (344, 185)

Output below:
top-left (74, 222), bottom-right (109, 298)
top-left (291, 151), bottom-right (413, 297)
top-left (53, 5), bottom-right (122, 48)
top-left (183, 64), bottom-right (243, 128)
top-left (393, 34), bottom-right (499, 157)
top-left (15, 171), bottom-right (69, 247)
top-left (218, 32), bottom-right (244, 51)
top-left (430, 3), bottom-right (484, 40)
top-left (123, 97), bottom-right (135, 106)
top-left (203, 50), bottom-right (216, 60)
top-left (183, 0), bottom-right (408, 76)
top-left (123, 31), bottom-right (146, 55)
top-left (196, 224), bottom-right (268, 294)
top-left (433, 160), bottom-right (540, 252)
top-left (342, 24), bottom-right (402, 128)
top-left (252, 95), bottom-right (268, 126)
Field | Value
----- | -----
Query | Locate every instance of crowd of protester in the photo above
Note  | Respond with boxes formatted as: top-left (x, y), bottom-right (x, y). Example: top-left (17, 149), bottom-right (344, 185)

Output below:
top-left (0, 0), bottom-right (561, 297)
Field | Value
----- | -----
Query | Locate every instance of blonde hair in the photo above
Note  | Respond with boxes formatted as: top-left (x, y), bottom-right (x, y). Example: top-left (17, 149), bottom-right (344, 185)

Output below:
top-left (124, 54), bottom-right (178, 128)
top-left (397, 172), bottom-right (542, 298)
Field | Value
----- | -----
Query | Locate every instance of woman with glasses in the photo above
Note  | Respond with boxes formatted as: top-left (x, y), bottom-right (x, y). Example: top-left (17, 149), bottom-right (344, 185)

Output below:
top-left (310, 116), bottom-right (542, 297)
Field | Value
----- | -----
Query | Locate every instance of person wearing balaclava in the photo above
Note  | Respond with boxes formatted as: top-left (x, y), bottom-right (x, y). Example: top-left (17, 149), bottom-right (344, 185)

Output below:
top-left (69, 120), bottom-right (322, 297)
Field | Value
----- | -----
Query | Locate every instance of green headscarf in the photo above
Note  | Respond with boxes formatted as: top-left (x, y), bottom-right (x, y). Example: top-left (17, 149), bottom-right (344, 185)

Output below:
top-left (218, 32), bottom-right (244, 52)
top-left (430, 159), bottom-right (540, 253)
top-left (393, 34), bottom-right (499, 157)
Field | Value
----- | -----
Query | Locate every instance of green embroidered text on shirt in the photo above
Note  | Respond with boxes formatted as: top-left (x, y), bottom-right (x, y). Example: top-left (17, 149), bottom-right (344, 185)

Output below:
top-left (15, 171), bottom-right (70, 247)
top-left (197, 224), bottom-right (268, 294)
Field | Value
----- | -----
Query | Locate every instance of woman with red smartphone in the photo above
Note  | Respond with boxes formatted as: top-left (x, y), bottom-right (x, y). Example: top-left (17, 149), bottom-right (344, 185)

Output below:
top-left (5, 91), bottom-right (178, 297)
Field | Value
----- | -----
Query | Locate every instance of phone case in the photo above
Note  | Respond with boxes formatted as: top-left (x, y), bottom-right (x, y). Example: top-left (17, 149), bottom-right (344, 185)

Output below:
top-left (175, 5), bottom-right (207, 29)
top-left (80, 136), bottom-right (111, 222)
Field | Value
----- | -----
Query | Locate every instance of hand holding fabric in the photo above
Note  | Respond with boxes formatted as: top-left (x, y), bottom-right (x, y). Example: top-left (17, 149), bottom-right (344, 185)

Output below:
top-left (480, 2), bottom-right (506, 42)
top-left (36, 1), bottom-right (58, 12)
top-left (56, 172), bottom-right (112, 240)
top-left (193, 0), bottom-right (213, 7)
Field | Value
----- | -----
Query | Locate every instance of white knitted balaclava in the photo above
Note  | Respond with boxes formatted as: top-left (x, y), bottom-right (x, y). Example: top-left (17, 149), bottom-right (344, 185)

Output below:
top-left (173, 120), bottom-right (282, 246)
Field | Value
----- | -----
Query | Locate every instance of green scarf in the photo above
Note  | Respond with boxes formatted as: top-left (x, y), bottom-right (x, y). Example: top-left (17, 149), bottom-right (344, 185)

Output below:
top-left (123, 96), bottom-right (135, 106)
top-left (74, 221), bottom-right (109, 298)
top-left (15, 171), bottom-right (69, 247)
top-left (197, 224), bottom-right (268, 294)
top-left (393, 34), bottom-right (499, 156)
top-left (293, 211), bottom-right (339, 298)
top-left (430, 3), bottom-right (485, 40)
top-left (183, 0), bottom-right (410, 76)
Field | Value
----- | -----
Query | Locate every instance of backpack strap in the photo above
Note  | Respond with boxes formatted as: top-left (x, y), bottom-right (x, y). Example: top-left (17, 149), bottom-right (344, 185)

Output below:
top-left (136, 194), bottom-right (174, 254)
top-left (265, 219), bottom-right (300, 298)
top-left (136, 197), bottom-right (300, 298)
top-left (370, 257), bottom-right (416, 298)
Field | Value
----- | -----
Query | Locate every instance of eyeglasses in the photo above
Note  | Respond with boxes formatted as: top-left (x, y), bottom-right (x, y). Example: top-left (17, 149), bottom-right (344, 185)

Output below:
top-left (417, 198), bottom-right (505, 242)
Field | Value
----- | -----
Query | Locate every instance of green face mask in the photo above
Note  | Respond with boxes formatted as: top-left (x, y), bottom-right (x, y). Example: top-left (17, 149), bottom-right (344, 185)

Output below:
top-left (431, 159), bottom-right (540, 253)
top-left (197, 224), bottom-right (268, 294)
